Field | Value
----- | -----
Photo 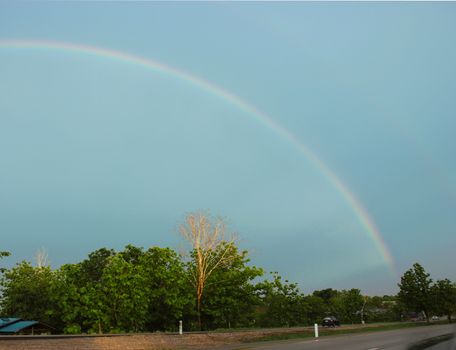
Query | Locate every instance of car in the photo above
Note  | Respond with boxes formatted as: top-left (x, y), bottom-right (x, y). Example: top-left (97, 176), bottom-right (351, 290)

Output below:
top-left (322, 316), bottom-right (340, 327)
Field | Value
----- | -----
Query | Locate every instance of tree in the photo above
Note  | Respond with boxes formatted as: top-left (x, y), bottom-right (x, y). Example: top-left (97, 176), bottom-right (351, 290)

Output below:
top-left (79, 248), bottom-right (115, 284)
top-left (53, 261), bottom-right (116, 334)
top-left (179, 212), bottom-right (237, 330)
top-left (200, 245), bottom-right (263, 329)
top-left (0, 261), bottom-right (59, 327)
top-left (52, 263), bottom-right (86, 334)
top-left (312, 288), bottom-right (341, 317)
top-left (257, 272), bottom-right (307, 327)
top-left (34, 247), bottom-right (50, 268)
top-left (432, 279), bottom-right (456, 323)
top-left (53, 246), bottom-right (192, 333)
top-left (51, 248), bottom-right (117, 333)
top-left (313, 288), bottom-right (339, 304)
top-left (98, 254), bottom-right (149, 332)
top-left (398, 263), bottom-right (433, 322)
top-left (0, 251), bottom-right (10, 274)
top-left (363, 295), bottom-right (401, 323)
top-left (304, 295), bottom-right (326, 324)
top-left (331, 289), bottom-right (363, 324)
top-left (138, 246), bottom-right (192, 331)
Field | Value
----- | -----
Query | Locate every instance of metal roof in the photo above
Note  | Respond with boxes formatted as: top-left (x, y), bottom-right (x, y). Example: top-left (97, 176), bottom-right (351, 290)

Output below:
top-left (0, 318), bottom-right (20, 327)
top-left (0, 320), bottom-right (38, 333)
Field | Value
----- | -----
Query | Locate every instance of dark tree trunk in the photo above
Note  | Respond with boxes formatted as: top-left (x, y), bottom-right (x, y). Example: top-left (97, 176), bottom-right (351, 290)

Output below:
top-left (196, 292), bottom-right (202, 331)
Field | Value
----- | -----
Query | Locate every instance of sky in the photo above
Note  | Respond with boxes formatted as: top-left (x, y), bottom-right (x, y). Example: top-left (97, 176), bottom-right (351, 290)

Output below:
top-left (0, 2), bottom-right (455, 295)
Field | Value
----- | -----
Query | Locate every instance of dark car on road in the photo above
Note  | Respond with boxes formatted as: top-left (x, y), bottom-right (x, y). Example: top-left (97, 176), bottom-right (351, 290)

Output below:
top-left (322, 316), bottom-right (340, 327)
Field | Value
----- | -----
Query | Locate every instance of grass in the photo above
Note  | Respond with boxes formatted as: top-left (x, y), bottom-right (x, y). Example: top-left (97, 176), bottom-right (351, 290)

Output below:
top-left (245, 322), bottom-right (449, 343)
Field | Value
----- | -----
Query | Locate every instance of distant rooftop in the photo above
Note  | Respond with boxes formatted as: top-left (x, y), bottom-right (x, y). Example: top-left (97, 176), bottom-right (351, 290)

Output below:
top-left (0, 318), bottom-right (52, 335)
top-left (0, 318), bottom-right (20, 327)
top-left (0, 320), bottom-right (39, 334)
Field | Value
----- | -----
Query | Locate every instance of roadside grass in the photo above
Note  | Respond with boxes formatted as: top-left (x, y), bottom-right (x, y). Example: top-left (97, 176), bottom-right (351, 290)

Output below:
top-left (245, 322), bottom-right (448, 343)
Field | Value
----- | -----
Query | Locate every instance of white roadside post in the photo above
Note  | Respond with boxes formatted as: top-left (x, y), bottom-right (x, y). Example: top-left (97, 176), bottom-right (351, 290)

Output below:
top-left (314, 323), bottom-right (319, 338)
top-left (179, 320), bottom-right (183, 335)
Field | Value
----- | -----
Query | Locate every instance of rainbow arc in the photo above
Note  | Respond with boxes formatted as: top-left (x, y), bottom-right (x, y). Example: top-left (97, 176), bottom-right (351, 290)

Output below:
top-left (0, 39), bottom-right (396, 275)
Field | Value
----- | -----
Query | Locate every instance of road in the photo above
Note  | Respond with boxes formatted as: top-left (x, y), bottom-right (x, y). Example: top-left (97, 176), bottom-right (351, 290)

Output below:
top-left (220, 324), bottom-right (455, 350)
top-left (427, 338), bottom-right (456, 350)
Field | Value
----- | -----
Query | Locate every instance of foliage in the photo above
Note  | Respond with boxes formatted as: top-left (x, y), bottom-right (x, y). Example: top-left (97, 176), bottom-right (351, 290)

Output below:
top-left (79, 248), bottom-right (115, 284)
top-left (330, 289), bottom-right (363, 323)
top-left (398, 263), bottom-right (433, 322)
top-left (0, 261), bottom-right (59, 328)
top-left (52, 263), bottom-right (91, 333)
top-left (50, 246), bottom-right (193, 333)
top-left (364, 295), bottom-right (401, 323)
top-left (0, 251), bottom-right (10, 274)
top-left (303, 295), bottom-right (326, 324)
top-left (179, 212), bottom-right (237, 330)
top-left (431, 279), bottom-right (456, 323)
top-left (98, 254), bottom-right (149, 332)
top-left (139, 246), bottom-right (192, 331)
top-left (199, 245), bottom-right (263, 329)
top-left (256, 272), bottom-right (308, 327)
top-left (313, 288), bottom-right (339, 304)
top-left (1, 247), bottom-right (454, 334)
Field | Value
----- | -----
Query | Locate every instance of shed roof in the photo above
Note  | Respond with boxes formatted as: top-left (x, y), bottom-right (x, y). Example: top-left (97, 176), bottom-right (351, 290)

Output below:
top-left (0, 318), bottom-right (20, 327)
top-left (0, 320), bottom-right (39, 333)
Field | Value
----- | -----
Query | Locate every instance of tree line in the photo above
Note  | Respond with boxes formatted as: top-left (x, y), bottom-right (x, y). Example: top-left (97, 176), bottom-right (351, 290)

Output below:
top-left (0, 213), bottom-right (454, 333)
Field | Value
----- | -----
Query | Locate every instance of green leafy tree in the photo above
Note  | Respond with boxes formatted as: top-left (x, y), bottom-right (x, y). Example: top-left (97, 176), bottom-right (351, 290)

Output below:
top-left (303, 295), bottom-right (326, 324)
top-left (53, 249), bottom-right (117, 334)
top-left (53, 262), bottom-right (116, 334)
top-left (257, 272), bottom-right (307, 327)
top-left (0, 261), bottom-right (59, 327)
top-left (313, 288), bottom-right (339, 304)
top-left (53, 246), bottom-right (195, 333)
top-left (78, 283), bottom-right (108, 334)
top-left (99, 254), bottom-right (149, 332)
top-left (364, 295), bottom-right (400, 323)
top-left (199, 245), bottom-right (263, 329)
top-left (312, 288), bottom-right (340, 317)
top-left (52, 264), bottom-right (86, 333)
top-left (0, 251), bottom-right (10, 274)
top-left (139, 247), bottom-right (192, 331)
top-left (331, 289), bottom-right (363, 324)
top-left (398, 263), bottom-right (433, 322)
top-left (79, 248), bottom-right (115, 284)
top-left (432, 279), bottom-right (456, 323)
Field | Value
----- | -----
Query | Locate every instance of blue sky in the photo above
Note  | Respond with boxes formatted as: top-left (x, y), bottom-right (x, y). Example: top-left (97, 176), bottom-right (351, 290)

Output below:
top-left (0, 2), bottom-right (455, 295)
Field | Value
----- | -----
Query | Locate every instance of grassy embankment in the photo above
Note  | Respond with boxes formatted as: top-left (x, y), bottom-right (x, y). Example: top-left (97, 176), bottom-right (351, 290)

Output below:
top-left (244, 321), bottom-right (449, 342)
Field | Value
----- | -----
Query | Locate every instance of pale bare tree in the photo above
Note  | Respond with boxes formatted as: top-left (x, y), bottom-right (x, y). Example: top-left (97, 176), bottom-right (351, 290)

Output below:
top-left (35, 247), bottom-right (50, 268)
top-left (179, 212), bottom-right (236, 330)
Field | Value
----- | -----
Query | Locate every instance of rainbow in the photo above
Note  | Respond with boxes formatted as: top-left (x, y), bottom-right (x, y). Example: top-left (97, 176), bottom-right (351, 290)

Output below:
top-left (0, 39), bottom-right (396, 275)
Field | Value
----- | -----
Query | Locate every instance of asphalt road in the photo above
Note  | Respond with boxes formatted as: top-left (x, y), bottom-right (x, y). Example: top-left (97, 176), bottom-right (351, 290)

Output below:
top-left (222, 324), bottom-right (455, 350)
top-left (427, 338), bottom-right (456, 350)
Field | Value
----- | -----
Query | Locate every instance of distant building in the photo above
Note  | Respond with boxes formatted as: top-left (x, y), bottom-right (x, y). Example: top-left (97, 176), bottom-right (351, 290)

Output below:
top-left (0, 318), bottom-right (53, 335)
